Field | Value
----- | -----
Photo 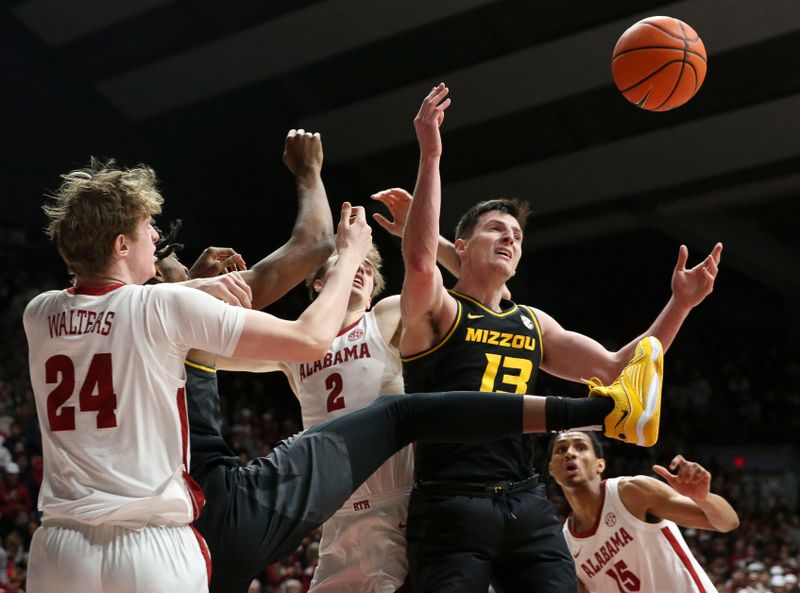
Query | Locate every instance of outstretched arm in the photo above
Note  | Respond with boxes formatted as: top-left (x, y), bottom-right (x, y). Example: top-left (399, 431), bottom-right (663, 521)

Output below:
top-left (619, 455), bottom-right (739, 533)
top-left (243, 129), bottom-right (335, 309)
top-left (538, 243), bottom-right (723, 383)
top-left (400, 84), bottom-right (458, 355)
top-left (186, 131), bottom-right (335, 309)
top-left (614, 242), bottom-right (723, 362)
top-left (232, 203), bottom-right (372, 362)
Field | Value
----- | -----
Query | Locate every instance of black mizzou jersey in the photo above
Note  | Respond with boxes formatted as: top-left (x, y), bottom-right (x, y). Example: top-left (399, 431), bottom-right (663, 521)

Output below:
top-left (402, 290), bottom-right (543, 482)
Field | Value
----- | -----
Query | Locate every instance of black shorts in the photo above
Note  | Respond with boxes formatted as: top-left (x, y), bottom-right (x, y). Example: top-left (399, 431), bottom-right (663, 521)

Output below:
top-left (190, 390), bottom-right (527, 593)
top-left (406, 485), bottom-right (578, 593)
top-left (193, 429), bottom-right (357, 593)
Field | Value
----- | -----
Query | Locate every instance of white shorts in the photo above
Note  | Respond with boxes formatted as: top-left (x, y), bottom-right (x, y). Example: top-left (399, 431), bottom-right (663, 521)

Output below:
top-left (28, 521), bottom-right (210, 593)
top-left (310, 496), bottom-right (409, 593)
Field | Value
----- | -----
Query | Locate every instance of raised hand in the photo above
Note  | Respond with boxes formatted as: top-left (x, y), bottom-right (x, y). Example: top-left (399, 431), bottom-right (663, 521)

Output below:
top-left (192, 271), bottom-right (253, 309)
top-left (335, 203), bottom-right (373, 264)
top-left (653, 455), bottom-right (711, 502)
top-left (414, 83), bottom-right (451, 158)
top-left (371, 187), bottom-right (412, 237)
top-left (283, 129), bottom-right (323, 181)
top-left (189, 247), bottom-right (247, 279)
top-left (672, 242), bottom-right (723, 309)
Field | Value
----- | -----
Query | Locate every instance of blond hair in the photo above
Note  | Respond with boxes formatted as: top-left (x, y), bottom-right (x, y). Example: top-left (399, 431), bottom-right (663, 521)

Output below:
top-left (44, 158), bottom-right (164, 276)
top-left (305, 244), bottom-right (386, 302)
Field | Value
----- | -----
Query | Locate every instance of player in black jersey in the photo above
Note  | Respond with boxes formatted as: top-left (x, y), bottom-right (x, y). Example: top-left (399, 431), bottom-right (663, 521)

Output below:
top-left (154, 130), bottom-right (653, 593)
top-left (400, 83), bottom-right (723, 593)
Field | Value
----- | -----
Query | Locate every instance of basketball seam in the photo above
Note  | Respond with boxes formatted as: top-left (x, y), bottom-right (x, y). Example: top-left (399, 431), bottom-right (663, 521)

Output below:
top-left (619, 59), bottom-right (685, 93)
top-left (684, 61), bottom-right (699, 96)
top-left (641, 20), bottom-right (700, 43)
top-left (612, 46), bottom-right (707, 63)
top-left (653, 21), bottom-right (688, 110)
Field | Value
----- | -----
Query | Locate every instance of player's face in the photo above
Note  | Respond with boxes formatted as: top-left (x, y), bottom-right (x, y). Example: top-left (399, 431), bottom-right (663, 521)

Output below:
top-left (351, 260), bottom-right (375, 302)
top-left (548, 432), bottom-right (604, 488)
top-left (317, 257), bottom-right (375, 306)
top-left (462, 211), bottom-right (523, 278)
top-left (154, 253), bottom-right (189, 283)
top-left (127, 217), bottom-right (159, 283)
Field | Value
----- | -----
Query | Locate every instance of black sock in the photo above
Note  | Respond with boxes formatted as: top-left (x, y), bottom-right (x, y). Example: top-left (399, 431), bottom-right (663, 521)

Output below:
top-left (545, 396), bottom-right (614, 432)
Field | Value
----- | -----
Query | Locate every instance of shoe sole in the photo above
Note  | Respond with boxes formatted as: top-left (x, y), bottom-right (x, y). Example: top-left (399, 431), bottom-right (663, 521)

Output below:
top-left (634, 336), bottom-right (662, 446)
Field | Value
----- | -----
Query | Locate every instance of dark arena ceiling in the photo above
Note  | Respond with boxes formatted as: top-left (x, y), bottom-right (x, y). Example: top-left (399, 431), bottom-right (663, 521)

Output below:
top-left (4, 0), bottom-right (799, 336)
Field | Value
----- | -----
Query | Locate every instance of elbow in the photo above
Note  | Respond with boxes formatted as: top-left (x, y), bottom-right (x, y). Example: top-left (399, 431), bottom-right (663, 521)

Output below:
top-left (290, 231), bottom-right (335, 265)
top-left (312, 234), bottom-right (336, 261)
top-left (295, 334), bottom-right (332, 363)
top-left (719, 516), bottom-right (740, 533)
top-left (402, 248), bottom-right (436, 276)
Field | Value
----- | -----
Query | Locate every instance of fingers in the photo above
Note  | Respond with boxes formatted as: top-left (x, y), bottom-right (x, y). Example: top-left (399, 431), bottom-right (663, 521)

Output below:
top-left (418, 83), bottom-right (451, 119)
top-left (217, 272), bottom-right (253, 309)
top-left (284, 129), bottom-right (323, 173)
top-left (675, 244), bottom-right (688, 271)
top-left (340, 201), bottom-right (353, 225)
top-left (652, 464), bottom-right (675, 483)
top-left (221, 253), bottom-right (247, 272)
top-left (711, 242), bottom-right (723, 264)
top-left (702, 254), bottom-right (718, 280)
top-left (656, 456), bottom-right (709, 487)
top-left (371, 188), bottom-right (412, 203)
top-left (372, 212), bottom-right (394, 233)
top-left (285, 128), bottom-right (321, 141)
top-left (350, 205), bottom-right (367, 225)
top-left (669, 454), bottom-right (686, 471)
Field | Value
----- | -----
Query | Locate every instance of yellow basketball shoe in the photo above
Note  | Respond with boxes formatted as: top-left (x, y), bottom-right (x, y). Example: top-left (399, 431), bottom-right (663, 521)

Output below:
top-left (588, 336), bottom-right (663, 447)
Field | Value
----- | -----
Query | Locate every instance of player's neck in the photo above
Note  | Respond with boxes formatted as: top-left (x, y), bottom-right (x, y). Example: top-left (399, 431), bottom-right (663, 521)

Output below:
top-left (74, 271), bottom-right (130, 288)
top-left (452, 276), bottom-right (508, 312)
top-left (565, 480), bottom-right (604, 533)
top-left (341, 301), bottom-right (369, 330)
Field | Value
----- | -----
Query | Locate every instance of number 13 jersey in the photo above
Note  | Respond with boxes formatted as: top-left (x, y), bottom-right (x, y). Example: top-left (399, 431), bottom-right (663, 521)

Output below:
top-left (563, 478), bottom-right (718, 593)
top-left (286, 310), bottom-right (413, 511)
top-left (402, 290), bottom-right (543, 483)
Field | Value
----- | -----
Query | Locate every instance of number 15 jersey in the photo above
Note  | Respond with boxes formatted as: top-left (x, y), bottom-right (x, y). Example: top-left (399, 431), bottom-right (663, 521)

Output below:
top-left (563, 478), bottom-right (718, 593)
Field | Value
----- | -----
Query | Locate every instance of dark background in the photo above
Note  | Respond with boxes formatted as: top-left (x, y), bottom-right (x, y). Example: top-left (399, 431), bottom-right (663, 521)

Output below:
top-left (4, 0), bottom-right (799, 350)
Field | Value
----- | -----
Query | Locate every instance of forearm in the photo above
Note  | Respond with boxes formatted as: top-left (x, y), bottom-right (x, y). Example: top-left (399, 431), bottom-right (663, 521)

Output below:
top-left (233, 251), bottom-right (360, 362)
top-left (436, 235), bottom-right (460, 278)
top-left (403, 155), bottom-right (442, 271)
top-left (695, 493), bottom-right (740, 532)
top-left (615, 295), bottom-right (692, 363)
top-left (288, 172), bottom-right (335, 253)
top-left (294, 250), bottom-right (361, 347)
top-left (246, 174), bottom-right (335, 309)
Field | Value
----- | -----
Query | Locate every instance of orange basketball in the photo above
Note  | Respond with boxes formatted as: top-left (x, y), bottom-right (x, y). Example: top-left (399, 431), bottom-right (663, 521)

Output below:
top-left (612, 16), bottom-right (707, 112)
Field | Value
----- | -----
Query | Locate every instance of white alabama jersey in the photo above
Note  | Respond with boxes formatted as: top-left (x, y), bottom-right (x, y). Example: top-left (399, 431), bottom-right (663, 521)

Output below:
top-left (286, 310), bottom-right (413, 513)
top-left (563, 477), bottom-right (718, 593)
top-left (24, 282), bottom-right (245, 528)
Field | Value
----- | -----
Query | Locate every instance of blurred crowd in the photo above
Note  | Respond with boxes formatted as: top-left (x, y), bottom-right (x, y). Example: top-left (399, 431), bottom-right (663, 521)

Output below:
top-left (2, 223), bottom-right (798, 592)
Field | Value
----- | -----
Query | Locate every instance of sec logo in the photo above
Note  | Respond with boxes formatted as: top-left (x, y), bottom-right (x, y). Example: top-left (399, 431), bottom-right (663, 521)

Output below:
top-left (348, 328), bottom-right (365, 341)
top-left (521, 315), bottom-right (534, 330)
top-left (604, 512), bottom-right (617, 527)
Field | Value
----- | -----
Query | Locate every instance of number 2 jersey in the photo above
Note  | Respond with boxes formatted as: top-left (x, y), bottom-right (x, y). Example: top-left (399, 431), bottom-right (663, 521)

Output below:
top-left (402, 290), bottom-right (543, 482)
top-left (285, 310), bottom-right (413, 513)
top-left (563, 477), bottom-right (718, 593)
top-left (24, 283), bottom-right (245, 528)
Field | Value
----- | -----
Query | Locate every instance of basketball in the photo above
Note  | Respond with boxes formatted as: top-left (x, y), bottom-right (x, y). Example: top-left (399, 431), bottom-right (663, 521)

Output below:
top-left (612, 16), bottom-right (707, 111)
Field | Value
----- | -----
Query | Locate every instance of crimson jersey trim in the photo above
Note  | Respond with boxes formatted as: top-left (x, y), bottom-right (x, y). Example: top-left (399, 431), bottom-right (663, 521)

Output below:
top-left (568, 480), bottom-right (607, 538)
top-left (661, 526), bottom-right (708, 592)
top-left (68, 282), bottom-right (127, 296)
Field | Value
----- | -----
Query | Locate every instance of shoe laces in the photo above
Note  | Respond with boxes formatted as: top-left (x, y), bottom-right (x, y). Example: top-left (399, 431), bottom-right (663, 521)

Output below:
top-left (585, 377), bottom-right (605, 390)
